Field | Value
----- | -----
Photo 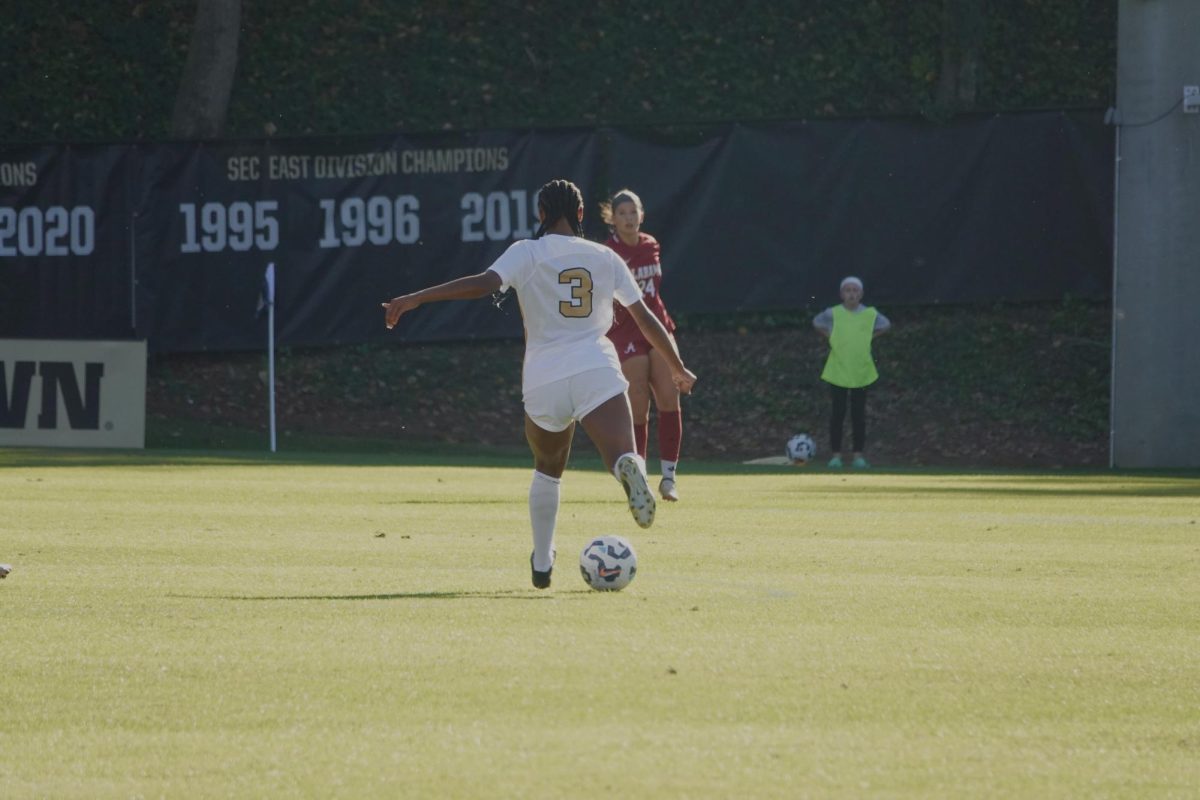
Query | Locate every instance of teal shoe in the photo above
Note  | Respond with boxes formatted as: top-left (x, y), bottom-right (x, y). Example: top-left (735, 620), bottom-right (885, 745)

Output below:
top-left (827, 456), bottom-right (843, 468)
top-left (851, 456), bottom-right (870, 469)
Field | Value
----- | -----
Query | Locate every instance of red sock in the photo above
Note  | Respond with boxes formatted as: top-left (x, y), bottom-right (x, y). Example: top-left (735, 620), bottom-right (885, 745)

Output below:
top-left (633, 423), bottom-right (649, 459)
top-left (657, 410), bottom-right (682, 463)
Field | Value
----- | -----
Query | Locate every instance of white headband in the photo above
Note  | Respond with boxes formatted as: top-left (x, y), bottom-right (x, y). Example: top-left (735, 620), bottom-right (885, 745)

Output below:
top-left (840, 276), bottom-right (863, 290)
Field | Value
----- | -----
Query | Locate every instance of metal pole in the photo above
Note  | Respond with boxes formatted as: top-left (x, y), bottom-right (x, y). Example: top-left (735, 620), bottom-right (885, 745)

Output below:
top-left (265, 261), bottom-right (277, 453)
top-left (268, 290), bottom-right (276, 454)
top-left (1108, 122), bottom-right (1120, 469)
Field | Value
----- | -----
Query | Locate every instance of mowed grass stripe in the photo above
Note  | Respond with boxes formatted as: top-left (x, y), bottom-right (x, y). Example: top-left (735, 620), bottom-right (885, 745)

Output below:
top-left (1, 454), bottom-right (1197, 798)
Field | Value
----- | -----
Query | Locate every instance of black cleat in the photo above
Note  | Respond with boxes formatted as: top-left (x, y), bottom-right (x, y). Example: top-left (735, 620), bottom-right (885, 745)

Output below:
top-left (530, 550), bottom-right (555, 589)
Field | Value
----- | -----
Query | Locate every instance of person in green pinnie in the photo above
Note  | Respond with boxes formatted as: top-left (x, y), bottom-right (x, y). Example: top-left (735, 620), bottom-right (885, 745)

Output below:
top-left (812, 276), bottom-right (890, 468)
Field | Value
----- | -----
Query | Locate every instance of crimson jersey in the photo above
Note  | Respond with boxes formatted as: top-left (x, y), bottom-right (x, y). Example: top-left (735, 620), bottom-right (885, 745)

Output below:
top-left (604, 232), bottom-right (676, 342)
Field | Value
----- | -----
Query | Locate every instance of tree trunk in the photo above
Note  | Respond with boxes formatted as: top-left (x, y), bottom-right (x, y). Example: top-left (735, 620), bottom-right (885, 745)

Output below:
top-left (936, 0), bottom-right (985, 110)
top-left (171, 0), bottom-right (241, 139)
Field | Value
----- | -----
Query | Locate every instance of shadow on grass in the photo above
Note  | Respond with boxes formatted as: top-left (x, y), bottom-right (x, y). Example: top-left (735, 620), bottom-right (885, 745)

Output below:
top-left (0, 446), bottom-right (533, 470)
top-left (4, 447), bottom-right (1198, 481)
top-left (794, 478), bottom-right (1200, 498)
top-left (173, 589), bottom-right (595, 601)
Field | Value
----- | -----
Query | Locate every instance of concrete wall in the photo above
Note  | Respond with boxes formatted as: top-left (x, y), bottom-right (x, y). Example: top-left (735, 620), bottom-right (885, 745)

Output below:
top-left (1111, 0), bottom-right (1200, 467)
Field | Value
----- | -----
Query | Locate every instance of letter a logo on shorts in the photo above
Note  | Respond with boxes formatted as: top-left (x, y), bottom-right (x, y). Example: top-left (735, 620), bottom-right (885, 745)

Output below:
top-left (624, 342), bottom-right (635, 354)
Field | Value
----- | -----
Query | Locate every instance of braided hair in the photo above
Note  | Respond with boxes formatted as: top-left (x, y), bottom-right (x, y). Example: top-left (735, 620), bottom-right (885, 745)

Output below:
top-left (533, 179), bottom-right (585, 239)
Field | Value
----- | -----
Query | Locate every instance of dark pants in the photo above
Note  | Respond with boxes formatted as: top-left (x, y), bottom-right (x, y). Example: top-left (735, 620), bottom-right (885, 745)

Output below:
top-left (829, 385), bottom-right (867, 453)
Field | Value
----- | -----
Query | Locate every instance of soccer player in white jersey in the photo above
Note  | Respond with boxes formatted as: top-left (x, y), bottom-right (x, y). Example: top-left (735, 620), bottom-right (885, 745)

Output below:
top-left (383, 179), bottom-right (697, 589)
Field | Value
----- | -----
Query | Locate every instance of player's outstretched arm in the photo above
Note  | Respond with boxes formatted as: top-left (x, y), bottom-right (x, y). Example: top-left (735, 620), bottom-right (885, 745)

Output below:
top-left (382, 270), bottom-right (503, 329)
top-left (626, 301), bottom-right (697, 394)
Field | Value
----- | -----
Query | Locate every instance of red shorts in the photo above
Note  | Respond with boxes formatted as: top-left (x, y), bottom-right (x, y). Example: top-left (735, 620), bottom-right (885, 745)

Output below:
top-left (610, 335), bottom-right (652, 363)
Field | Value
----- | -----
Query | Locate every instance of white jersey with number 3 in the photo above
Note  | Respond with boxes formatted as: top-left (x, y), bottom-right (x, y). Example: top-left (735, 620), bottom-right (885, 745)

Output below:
top-left (488, 234), bottom-right (643, 392)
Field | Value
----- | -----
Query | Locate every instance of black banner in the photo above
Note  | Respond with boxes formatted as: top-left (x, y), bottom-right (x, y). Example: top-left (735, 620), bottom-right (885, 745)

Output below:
top-left (1, 113), bottom-right (1112, 353)
top-left (606, 112), bottom-right (1113, 313)
top-left (132, 129), bottom-right (599, 351)
top-left (0, 144), bottom-right (134, 339)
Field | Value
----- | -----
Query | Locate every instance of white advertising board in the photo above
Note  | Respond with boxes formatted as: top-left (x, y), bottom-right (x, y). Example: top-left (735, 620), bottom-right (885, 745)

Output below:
top-left (0, 339), bottom-right (146, 449)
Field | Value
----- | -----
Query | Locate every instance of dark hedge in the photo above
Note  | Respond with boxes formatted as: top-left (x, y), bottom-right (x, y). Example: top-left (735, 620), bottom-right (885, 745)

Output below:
top-left (1, 0), bottom-right (1115, 141)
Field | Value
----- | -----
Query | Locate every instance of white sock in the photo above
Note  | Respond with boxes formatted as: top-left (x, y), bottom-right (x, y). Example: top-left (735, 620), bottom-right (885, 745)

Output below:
top-left (661, 460), bottom-right (677, 481)
top-left (529, 471), bottom-right (560, 571)
top-left (611, 451), bottom-right (644, 482)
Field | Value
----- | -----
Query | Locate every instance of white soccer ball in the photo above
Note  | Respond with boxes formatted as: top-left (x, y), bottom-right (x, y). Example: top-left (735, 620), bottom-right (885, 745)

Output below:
top-left (579, 535), bottom-right (638, 591)
top-left (786, 433), bottom-right (817, 464)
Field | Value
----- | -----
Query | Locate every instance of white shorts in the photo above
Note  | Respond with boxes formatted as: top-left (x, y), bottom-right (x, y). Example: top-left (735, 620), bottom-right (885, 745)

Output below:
top-left (524, 367), bottom-right (629, 433)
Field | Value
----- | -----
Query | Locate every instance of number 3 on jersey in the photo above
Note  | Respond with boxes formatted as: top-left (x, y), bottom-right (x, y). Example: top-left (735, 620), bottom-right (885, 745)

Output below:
top-left (558, 267), bottom-right (593, 318)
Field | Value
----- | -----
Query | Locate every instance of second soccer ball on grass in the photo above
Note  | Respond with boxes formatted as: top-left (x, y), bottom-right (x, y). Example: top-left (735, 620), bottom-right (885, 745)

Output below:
top-left (786, 433), bottom-right (817, 465)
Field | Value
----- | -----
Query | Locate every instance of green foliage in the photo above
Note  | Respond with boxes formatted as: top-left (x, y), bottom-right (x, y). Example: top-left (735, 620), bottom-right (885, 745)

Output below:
top-left (871, 300), bottom-right (1111, 458)
top-left (144, 299), bottom-right (1111, 467)
top-left (0, 0), bottom-right (1116, 141)
top-left (0, 1), bottom-right (192, 140)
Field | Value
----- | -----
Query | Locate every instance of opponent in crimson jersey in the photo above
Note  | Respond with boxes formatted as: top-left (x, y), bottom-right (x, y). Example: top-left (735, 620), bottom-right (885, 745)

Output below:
top-left (605, 232), bottom-right (676, 344)
top-left (599, 188), bottom-right (685, 503)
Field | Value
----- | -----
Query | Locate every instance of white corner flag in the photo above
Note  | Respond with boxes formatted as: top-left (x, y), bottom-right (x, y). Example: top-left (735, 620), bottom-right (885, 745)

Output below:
top-left (257, 263), bottom-right (277, 453)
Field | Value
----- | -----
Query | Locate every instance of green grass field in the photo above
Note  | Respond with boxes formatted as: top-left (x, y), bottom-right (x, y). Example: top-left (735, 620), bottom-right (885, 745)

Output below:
top-left (1, 449), bottom-right (1197, 798)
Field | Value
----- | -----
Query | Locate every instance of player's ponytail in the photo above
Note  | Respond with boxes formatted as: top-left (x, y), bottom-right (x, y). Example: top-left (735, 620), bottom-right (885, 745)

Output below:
top-left (534, 179), bottom-right (584, 239)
